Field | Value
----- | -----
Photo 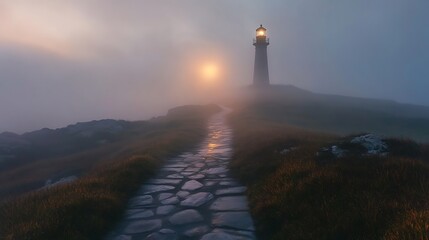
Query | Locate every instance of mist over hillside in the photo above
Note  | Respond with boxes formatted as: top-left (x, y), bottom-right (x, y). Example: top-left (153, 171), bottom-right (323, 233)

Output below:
top-left (0, 120), bottom-right (139, 168)
top-left (0, 104), bottom-right (220, 200)
top-left (231, 85), bottom-right (429, 142)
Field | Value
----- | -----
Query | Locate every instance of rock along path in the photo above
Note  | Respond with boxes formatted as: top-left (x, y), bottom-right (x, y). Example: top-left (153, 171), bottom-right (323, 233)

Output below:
top-left (106, 109), bottom-right (256, 240)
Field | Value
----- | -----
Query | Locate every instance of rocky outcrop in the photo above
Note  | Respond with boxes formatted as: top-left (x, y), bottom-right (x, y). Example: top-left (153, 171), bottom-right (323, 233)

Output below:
top-left (318, 134), bottom-right (389, 160)
top-left (350, 134), bottom-right (388, 155)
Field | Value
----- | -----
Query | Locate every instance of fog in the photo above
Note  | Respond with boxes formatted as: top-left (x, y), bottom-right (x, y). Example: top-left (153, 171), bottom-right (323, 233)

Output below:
top-left (1, 0), bottom-right (428, 133)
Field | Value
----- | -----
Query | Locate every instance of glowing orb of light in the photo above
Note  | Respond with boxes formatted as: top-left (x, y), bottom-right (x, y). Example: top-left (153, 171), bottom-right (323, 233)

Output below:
top-left (200, 62), bottom-right (219, 82)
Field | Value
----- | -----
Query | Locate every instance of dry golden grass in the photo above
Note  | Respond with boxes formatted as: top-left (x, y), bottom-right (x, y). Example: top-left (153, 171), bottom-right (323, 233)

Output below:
top-left (0, 105), bottom-right (219, 240)
top-left (229, 108), bottom-right (429, 240)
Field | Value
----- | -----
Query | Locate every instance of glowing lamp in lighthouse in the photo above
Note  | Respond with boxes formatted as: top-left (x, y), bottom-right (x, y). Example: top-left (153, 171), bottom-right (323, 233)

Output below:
top-left (256, 25), bottom-right (267, 37)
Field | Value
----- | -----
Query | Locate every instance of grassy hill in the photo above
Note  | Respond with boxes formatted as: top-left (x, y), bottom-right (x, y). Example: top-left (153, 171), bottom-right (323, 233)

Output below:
top-left (0, 120), bottom-right (150, 199)
top-left (0, 105), bottom-right (220, 201)
top-left (227, 87), bottom-right (429, 239)
top-left (0, 119), bottom-right (139, 170)
top-left (0, 104), bottom-right (220, 240)
top-left (2, 85), bottom-right (429, 239)
top-left (231, 85), bottom-right (429, 142)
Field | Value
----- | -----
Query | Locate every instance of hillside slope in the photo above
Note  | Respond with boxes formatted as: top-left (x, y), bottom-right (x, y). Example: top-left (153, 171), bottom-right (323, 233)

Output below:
top-left (228, 98), bottom-right (429, 239)
top-left (0, 104), bottom-right (220, 240)
top-left (0, 104), bottom-right (220, 200)
top-left (232, 85), bottom-right (429, 142)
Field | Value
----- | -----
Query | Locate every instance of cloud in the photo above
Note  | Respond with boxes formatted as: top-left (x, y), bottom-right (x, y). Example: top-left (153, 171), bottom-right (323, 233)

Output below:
top-left (0, 1), bottom-right (99, 58)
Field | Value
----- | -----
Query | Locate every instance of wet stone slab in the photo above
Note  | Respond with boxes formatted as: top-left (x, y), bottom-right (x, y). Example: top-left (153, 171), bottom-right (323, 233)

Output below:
top-left (160, 196), bottom-right (179, 205)
top-left (165, 163), bottom-right (188, 168)
top-left (181, 171), bottom-right (196, 176)
top-left (203, 167), bottom-right (228, 175)
top-left (185, 167), bottom-right (201, 172)
top-left (180, 192), bottom-right (214, 207)
top-left (166, 173), bottom-right (184, 179)
top-left (177, 191), bottom-right (190, 199)
top-left (169, 209), bottom-right (203, 225)
top-left (148, 179), bottom-right (182, 185)
top-left (139, 185), bottom-right (175, 194)
top-left (184, 225), bottom-right (210, 237)
top-left (158, 193), bottom-right (173, 201)
top-left (181, 180), bottom-right (203, 191)
top-left (189, 173), bottom-right (205, 179)
top-left (105, 109), bottom-right (256, 240)
top-left (160, 167), bottom-right (184, 172)
top-left (129, 195), bottom-right (153, 208)
top-left (212, 212), bottom-right (255, 231)
top-left (123, 219), bottom-right (161, 234)
top-left (156, 205), bottom-right (175, 215)
top-left (210, 196), bottom-right (249, 211)
top-left (200, 232), bottom-right (236, 240)
top-left (144, 228), bottom-right (177, 240)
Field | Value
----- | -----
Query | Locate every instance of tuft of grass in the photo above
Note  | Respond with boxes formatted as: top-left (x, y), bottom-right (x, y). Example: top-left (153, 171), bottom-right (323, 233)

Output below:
top-left (0, 104), bottom-right (220, 240)
top-left (229, 108), bottom-right (429, 240)
top-left (0, 155), bottom-right (158, 240)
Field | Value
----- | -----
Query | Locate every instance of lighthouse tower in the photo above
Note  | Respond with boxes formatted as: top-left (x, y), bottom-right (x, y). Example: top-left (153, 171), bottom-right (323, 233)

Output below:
top-left (253, 25), bottom-right (270, 86)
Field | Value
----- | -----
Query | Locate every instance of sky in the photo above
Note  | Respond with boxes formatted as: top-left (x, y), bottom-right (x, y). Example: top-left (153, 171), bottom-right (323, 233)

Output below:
top-left (0, 0), bottom-right (428, 133)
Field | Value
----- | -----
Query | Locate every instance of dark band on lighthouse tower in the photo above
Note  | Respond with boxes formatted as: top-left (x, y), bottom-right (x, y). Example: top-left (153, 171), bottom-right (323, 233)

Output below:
top-left (253, 25), bottom-right (270, 86)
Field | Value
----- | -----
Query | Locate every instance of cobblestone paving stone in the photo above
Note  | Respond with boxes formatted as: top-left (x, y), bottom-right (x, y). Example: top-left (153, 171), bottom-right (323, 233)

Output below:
top-left (106, 109), bottom-right (256, 240)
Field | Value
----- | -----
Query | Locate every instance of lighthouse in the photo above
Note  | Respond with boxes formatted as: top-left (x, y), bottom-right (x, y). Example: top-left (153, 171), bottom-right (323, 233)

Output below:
top-left (253, 25), bottom-right (270, 86)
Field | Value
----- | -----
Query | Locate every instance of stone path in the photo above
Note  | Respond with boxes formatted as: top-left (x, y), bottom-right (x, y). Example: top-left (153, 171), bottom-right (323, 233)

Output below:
top-left (106, 109), bottom-right (256, 240)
